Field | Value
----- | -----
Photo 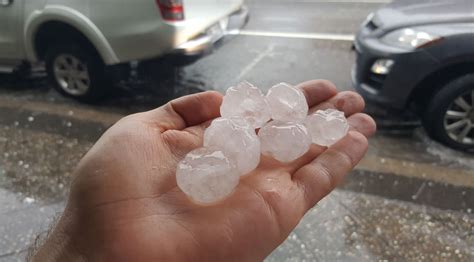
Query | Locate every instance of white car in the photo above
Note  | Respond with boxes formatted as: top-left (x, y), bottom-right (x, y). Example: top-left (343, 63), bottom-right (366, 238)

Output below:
top-left (0, 0), bottom-right (248, 102)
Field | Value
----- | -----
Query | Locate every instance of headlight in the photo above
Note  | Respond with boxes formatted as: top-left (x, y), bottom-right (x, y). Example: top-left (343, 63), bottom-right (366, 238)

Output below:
top-left (381, 28), bottom-right (442, 50)
top-left (371, 59), bottom-right (394, 75)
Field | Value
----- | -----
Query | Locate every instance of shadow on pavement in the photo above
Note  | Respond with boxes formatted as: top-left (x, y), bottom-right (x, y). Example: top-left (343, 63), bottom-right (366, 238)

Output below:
top-left (0, 67), bottom-right (208, 116)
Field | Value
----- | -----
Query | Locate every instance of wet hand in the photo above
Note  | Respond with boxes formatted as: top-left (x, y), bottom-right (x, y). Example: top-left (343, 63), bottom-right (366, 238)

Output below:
top-left (32, 80), bottom-right (376, 261)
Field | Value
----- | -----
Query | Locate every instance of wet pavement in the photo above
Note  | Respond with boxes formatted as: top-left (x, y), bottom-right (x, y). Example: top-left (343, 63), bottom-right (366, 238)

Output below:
top-left (268, 190), bottom-right (473, 261)
top-left (1, 0), bottom-right (474, 261)
top-left (1, 102), bottom-right (472, 261)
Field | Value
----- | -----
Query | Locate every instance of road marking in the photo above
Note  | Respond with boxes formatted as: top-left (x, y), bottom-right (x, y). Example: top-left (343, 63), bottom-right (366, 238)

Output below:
top-left (234, 44), bottom-right (275, 82)
top-left (357, 155), bottom-right (474, 188)
top-left (227, 30), bottom-right (355, 41)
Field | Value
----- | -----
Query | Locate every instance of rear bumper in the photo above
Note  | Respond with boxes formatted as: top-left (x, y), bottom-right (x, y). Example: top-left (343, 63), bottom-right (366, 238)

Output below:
top-left (173, 5), bottom-right (249, 56)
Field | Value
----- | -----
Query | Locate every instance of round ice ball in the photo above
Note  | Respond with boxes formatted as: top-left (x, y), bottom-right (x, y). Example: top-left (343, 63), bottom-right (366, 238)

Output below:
top-left (204, 117), bottom-right (261, 176)
top-left (176, 147), bottom-right (240, 204)
top-left (266, 83), bottom-right (308, 123)
top-left (220, 81), bottom-right (271, 129)
top-left (305, 109), bottom-right (349, 147)
top-left (258, 121), bottom-right (312, 163)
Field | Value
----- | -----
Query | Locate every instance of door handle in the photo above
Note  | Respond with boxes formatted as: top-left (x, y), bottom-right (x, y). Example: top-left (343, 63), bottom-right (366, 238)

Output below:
top-left (0, 0), bottom-right (13, 7)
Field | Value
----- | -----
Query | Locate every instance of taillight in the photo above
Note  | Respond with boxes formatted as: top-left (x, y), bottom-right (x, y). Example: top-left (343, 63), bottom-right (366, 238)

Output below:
top-left (156, 0), bottom-right (184, 21)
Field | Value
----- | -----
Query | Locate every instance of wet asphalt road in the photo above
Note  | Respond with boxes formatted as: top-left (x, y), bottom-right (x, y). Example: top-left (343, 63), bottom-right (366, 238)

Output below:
top-left (1, 0), bottom-right (473, 261)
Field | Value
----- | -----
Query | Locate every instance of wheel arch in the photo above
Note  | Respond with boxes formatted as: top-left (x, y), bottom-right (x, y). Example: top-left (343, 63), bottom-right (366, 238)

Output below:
top-left (24, 5), bottom-right (120, 65)
top-left (408, 61), bottom-right (474, 111)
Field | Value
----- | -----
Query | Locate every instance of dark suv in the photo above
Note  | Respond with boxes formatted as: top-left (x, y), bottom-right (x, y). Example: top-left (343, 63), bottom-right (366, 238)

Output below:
top-left (352, 0), bottom-right (474, 152)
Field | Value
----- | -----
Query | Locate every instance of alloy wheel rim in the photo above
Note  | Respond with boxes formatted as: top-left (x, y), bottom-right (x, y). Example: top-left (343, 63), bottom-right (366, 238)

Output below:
top-left (443, 89), bottom-right (474, 145)
top-left (53, 54), bottom-right (91, 96)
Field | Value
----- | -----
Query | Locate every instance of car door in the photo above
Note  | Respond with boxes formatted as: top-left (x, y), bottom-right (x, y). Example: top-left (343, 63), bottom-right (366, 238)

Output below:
top-left (0, 0), bottom-right (23, 61)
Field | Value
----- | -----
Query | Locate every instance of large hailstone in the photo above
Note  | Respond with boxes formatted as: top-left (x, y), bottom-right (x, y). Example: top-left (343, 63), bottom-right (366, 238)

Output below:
top-left (266, 83), bottom-right (308, 123)
top-left (204, 117), bottom-right (260, 176)
top-left (176, 147), bottom-right (239, 204)
top-left (258, 121), bottom-right (312, 163)
top-left (305, 109), bottom-right (349, 147)
top-left (220, 81), bottom-right (271, 128)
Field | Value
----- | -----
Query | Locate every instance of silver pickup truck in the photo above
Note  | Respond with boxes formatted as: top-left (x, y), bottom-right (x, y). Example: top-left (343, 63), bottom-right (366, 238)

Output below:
top-left (0, 0), bottom-right (248, 102)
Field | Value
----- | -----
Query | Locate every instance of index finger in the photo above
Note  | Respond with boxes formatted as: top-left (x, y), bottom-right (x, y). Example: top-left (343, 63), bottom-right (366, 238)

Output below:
top-left (143, 91), bottom-right (223, 132)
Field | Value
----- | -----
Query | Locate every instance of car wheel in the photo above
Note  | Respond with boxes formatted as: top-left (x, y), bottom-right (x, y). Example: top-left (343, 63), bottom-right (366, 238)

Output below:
top-left (45, 44), bottom-right (109, 103)
top-left (423, 74), bottom-right (474, 152)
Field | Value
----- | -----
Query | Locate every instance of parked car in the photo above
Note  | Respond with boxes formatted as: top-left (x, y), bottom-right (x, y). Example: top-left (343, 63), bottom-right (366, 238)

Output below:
top-left (0, 0), bottom-right (248, 102)
top-left (353, 0), bottom-right (474, 152)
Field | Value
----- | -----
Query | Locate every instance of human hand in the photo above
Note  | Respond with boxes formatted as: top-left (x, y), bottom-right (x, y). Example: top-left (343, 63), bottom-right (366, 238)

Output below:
top-left (32, 80), bottom-right (376, 261)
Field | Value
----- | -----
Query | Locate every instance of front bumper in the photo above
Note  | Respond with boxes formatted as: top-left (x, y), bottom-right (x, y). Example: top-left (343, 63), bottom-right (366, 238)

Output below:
top-left (352, 35), bottom-right (440, 110)
top-left (173, 5), bottom-right (249, 56)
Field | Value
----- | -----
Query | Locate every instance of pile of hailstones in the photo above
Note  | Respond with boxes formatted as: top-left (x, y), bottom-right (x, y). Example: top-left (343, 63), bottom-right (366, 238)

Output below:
top-left (176, 82), bottom-right (349, 204)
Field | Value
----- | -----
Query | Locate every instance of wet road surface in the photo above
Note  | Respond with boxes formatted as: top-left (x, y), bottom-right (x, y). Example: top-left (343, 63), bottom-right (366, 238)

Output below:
top-left (1, 0), bottom-right (473, 261)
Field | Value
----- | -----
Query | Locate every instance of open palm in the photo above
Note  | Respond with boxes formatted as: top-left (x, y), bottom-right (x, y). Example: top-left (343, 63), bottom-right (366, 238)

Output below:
top-left (32, 80), bottom-right (376, 262)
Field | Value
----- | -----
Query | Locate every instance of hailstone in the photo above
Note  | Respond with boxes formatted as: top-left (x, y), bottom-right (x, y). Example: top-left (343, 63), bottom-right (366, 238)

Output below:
top-left (176, 147), bottom-right (240, 204)
top-left (258, 121), bottom-right (312, 163)
top-left (305, 108), bottom-right (349, 146)
top-left (266, 82), bottom-right (308, 123)
top-left (204, 117), bottom-right (260, 176)
top-left (220, 81), bottom-right (271, 128)
top-left (176, 81), bottom-right (351, 205)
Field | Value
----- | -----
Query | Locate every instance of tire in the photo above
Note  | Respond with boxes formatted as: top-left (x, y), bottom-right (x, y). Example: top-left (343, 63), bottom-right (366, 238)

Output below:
top-left (45, 43), bottom-right (110, 103)
top-left (422, 74), bottom-right (474, 152)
